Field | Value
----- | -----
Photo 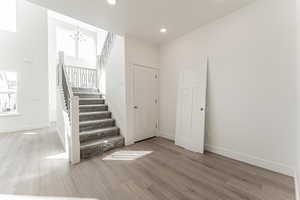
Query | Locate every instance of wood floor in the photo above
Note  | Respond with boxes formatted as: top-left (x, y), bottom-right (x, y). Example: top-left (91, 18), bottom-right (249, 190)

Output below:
top-left (0, 128), bottom-right (295, 200)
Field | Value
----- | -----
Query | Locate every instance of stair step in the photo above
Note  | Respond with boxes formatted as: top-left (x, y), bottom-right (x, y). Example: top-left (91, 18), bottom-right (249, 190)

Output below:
top-left (80, 119), bottom-right (115, 132)
top-left (79, 111), bottom-right (111, 121)
top-left (80, 127), bottom-right (119, 142)
top-left (74, 92), bottom-right (102, 98)
top-left (79, 104), bottom-right (108, 112)
top-left (80, 135), bottom-right (124, 159)
top-left (72, 87), bottom-right (99, 93)
top-left (79, 98), bottom-right (105, 105)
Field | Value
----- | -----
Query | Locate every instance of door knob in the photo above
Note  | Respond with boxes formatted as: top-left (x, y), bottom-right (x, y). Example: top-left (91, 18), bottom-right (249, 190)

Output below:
top-left (134, 106), bottom-right (138, 109)
top-left (200, 107), bottom-right (204, 111)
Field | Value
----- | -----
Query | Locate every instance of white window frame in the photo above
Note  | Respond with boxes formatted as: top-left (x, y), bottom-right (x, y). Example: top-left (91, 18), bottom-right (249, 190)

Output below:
top-left (0, 0), bottom-right (17, 32)
top-left (0, 71), bottom-right (18, 116)
top-left (55, 22), bottom-right (97, 68)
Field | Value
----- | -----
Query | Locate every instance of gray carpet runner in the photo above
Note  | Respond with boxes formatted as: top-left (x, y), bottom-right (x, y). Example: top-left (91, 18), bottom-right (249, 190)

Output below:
top-left (73, 87), bottom-right (125, 160)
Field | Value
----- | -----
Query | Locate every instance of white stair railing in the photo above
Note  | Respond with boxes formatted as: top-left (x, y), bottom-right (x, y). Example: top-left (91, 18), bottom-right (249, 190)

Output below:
top-left (65, 65), bottom-right (97, 89)
top-left (58, 51), bottom-right (80, 164)
top-left (56, 32), bottom-right (116, 165)
top-left (63, 32), bottom-right (115, 90)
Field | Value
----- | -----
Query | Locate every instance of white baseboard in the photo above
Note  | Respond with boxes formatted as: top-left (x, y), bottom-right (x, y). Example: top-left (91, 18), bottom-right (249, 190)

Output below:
top-left (125, 138), bottom-right (135, 146)
top-left (205, 144), bottom-right (294, 177)
top-left (49, 121), bottom-right (56, 128)
top-left (0, 123), bottom-right (50, 134)
top-left (158, 130), bottom-right (175, 140)
top-left (295, 170), bottom-right (300, 200)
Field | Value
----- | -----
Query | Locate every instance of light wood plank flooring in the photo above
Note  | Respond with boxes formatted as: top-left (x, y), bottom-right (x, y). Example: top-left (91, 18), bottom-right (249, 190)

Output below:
top-left (0, 128), bottom-right (295, 200)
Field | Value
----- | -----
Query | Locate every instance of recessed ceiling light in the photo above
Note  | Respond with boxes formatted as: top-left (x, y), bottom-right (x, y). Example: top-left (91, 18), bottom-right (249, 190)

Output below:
top-left (160, 28), bottom-right (167, 33)
top-left (107, 0), bottom-right (117, 5)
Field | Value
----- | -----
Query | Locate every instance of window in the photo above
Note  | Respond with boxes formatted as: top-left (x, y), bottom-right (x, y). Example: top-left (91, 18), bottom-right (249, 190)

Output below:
top-left (0, 72), bottom-right (17, 114)
top-left (0, 0), bottom-right (16, 32)
top-left (56, 26), bottom-right (97, 66)
top-left (56, 27), bottom-right (76, 57)
top-left (78, 33), bottom-right (97, 65)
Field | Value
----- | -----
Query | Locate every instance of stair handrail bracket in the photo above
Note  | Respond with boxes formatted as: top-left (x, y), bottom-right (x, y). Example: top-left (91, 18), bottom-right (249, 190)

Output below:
top-left (58, 51), bottom-right (80, 164)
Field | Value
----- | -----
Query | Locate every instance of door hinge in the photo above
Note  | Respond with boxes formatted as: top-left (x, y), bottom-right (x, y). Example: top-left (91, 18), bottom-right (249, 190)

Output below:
top-left (155, 99), bottom-right (158, 104)
top-left (156, 121), bottom-right (159, 129)
top-left (155, 74), bottom-right (158, 79)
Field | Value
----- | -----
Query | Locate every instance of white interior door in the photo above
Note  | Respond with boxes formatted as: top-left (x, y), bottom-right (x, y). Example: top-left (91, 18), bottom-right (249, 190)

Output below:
top-left (175, 63), bottom-right (207, 153)
top-left (133, 65), bottom-right (159, 142)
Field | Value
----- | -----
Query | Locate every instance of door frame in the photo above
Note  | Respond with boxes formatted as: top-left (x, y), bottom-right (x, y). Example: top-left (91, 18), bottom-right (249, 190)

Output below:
top-left (127, 63), bottom-right (160, 144)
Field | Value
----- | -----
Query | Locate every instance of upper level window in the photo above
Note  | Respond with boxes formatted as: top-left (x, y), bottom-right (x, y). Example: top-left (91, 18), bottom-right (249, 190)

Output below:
top-left (0, 72), bottom-right (17, 115)
top-left (56, 26), bottom-right (97, 67)
top-left (0, 0), bottom-right (16, 32)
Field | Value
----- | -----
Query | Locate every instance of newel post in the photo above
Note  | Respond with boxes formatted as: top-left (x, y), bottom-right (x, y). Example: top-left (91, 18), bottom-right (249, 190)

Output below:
top-left (70, 96), bottom-right (80, 164)
top-left (58, 51), bottom-right (65, 86)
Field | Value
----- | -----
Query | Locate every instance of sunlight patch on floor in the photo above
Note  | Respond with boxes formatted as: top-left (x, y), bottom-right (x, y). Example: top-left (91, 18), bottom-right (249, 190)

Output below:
top-left (45, 152), bottom-right (68, 160)
top-left (23, 132), bottom-right (39, 135)
top-left (0, 194), bottom-right (97, 200)
top-left (103, 150), bottom-right (152, 161)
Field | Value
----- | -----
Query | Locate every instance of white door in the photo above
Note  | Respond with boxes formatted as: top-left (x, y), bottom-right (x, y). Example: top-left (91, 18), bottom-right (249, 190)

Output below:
top-left (133, 65), bottom-right (159, 142)
top-left (175, 64), bottom-right (207, 153)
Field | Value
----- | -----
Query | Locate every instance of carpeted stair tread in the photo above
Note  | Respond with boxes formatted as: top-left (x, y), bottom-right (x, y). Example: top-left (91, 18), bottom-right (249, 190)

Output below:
top-left (74, 92), bottom-right (101, 95)
top-left (79, 117), bottom-right (115, 132)
top-left (72, 87), bottom-right (99, 93)
top-left (79, 111), bottom-right (111, 121)
top-left (79, 104), bottom-right (107, 108)
top-left (79, 98), bottom-right (105, 105)
top-left (72, 87), bottom-right (124, 160)
top-left (74, 92), bottom-right (102, 98)
top-left (80, 127), bottom-right (119, 142)
top-left (80, 118), bottom-right (114, 126)
top-left (80, 126), bottom-right (119, 136)
top-left (80, 135), bottom-right (125, 159)
top-left (80, 135), bottom-right (124, 149)
top-left (79, 97), bottom-right (105, 101)
top-left (80, 111), bottom-right (111, 116)
top-left (79, 104), bottom-right (108, 112)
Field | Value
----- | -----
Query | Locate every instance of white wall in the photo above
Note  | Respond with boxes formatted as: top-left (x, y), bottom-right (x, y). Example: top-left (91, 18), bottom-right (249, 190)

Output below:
top-left (125, 36), bottom-right (159, 68)
top-left (297, 135), bottom-right (300, 199)
top-left (296, 1), bottom-right (300, 198)
top-left (124, 36), bottom-right (160, 144)
top-left (105, 35), bottom-right (127, 140)
top-left (0, 0), bottom-right (49, 132)
top-left (55, 89), bottom-right (69, 150)
top-left (159, 0), bottom-right (298, 176)
top-left (105, 35), bottom-right (160, 145)
top-left (48, 16), bottom-right (57, 123)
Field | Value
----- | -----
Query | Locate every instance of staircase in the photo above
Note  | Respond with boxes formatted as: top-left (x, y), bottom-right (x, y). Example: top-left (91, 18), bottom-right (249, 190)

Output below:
top-left (73, 87), bottom-right (124, 159)
top-left (57, 32), bottom-right (120, 163)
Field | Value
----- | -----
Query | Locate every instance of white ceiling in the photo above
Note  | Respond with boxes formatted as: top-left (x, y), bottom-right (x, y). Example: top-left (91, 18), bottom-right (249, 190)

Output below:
top-left (28, 0), bottom-right (255, 44)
